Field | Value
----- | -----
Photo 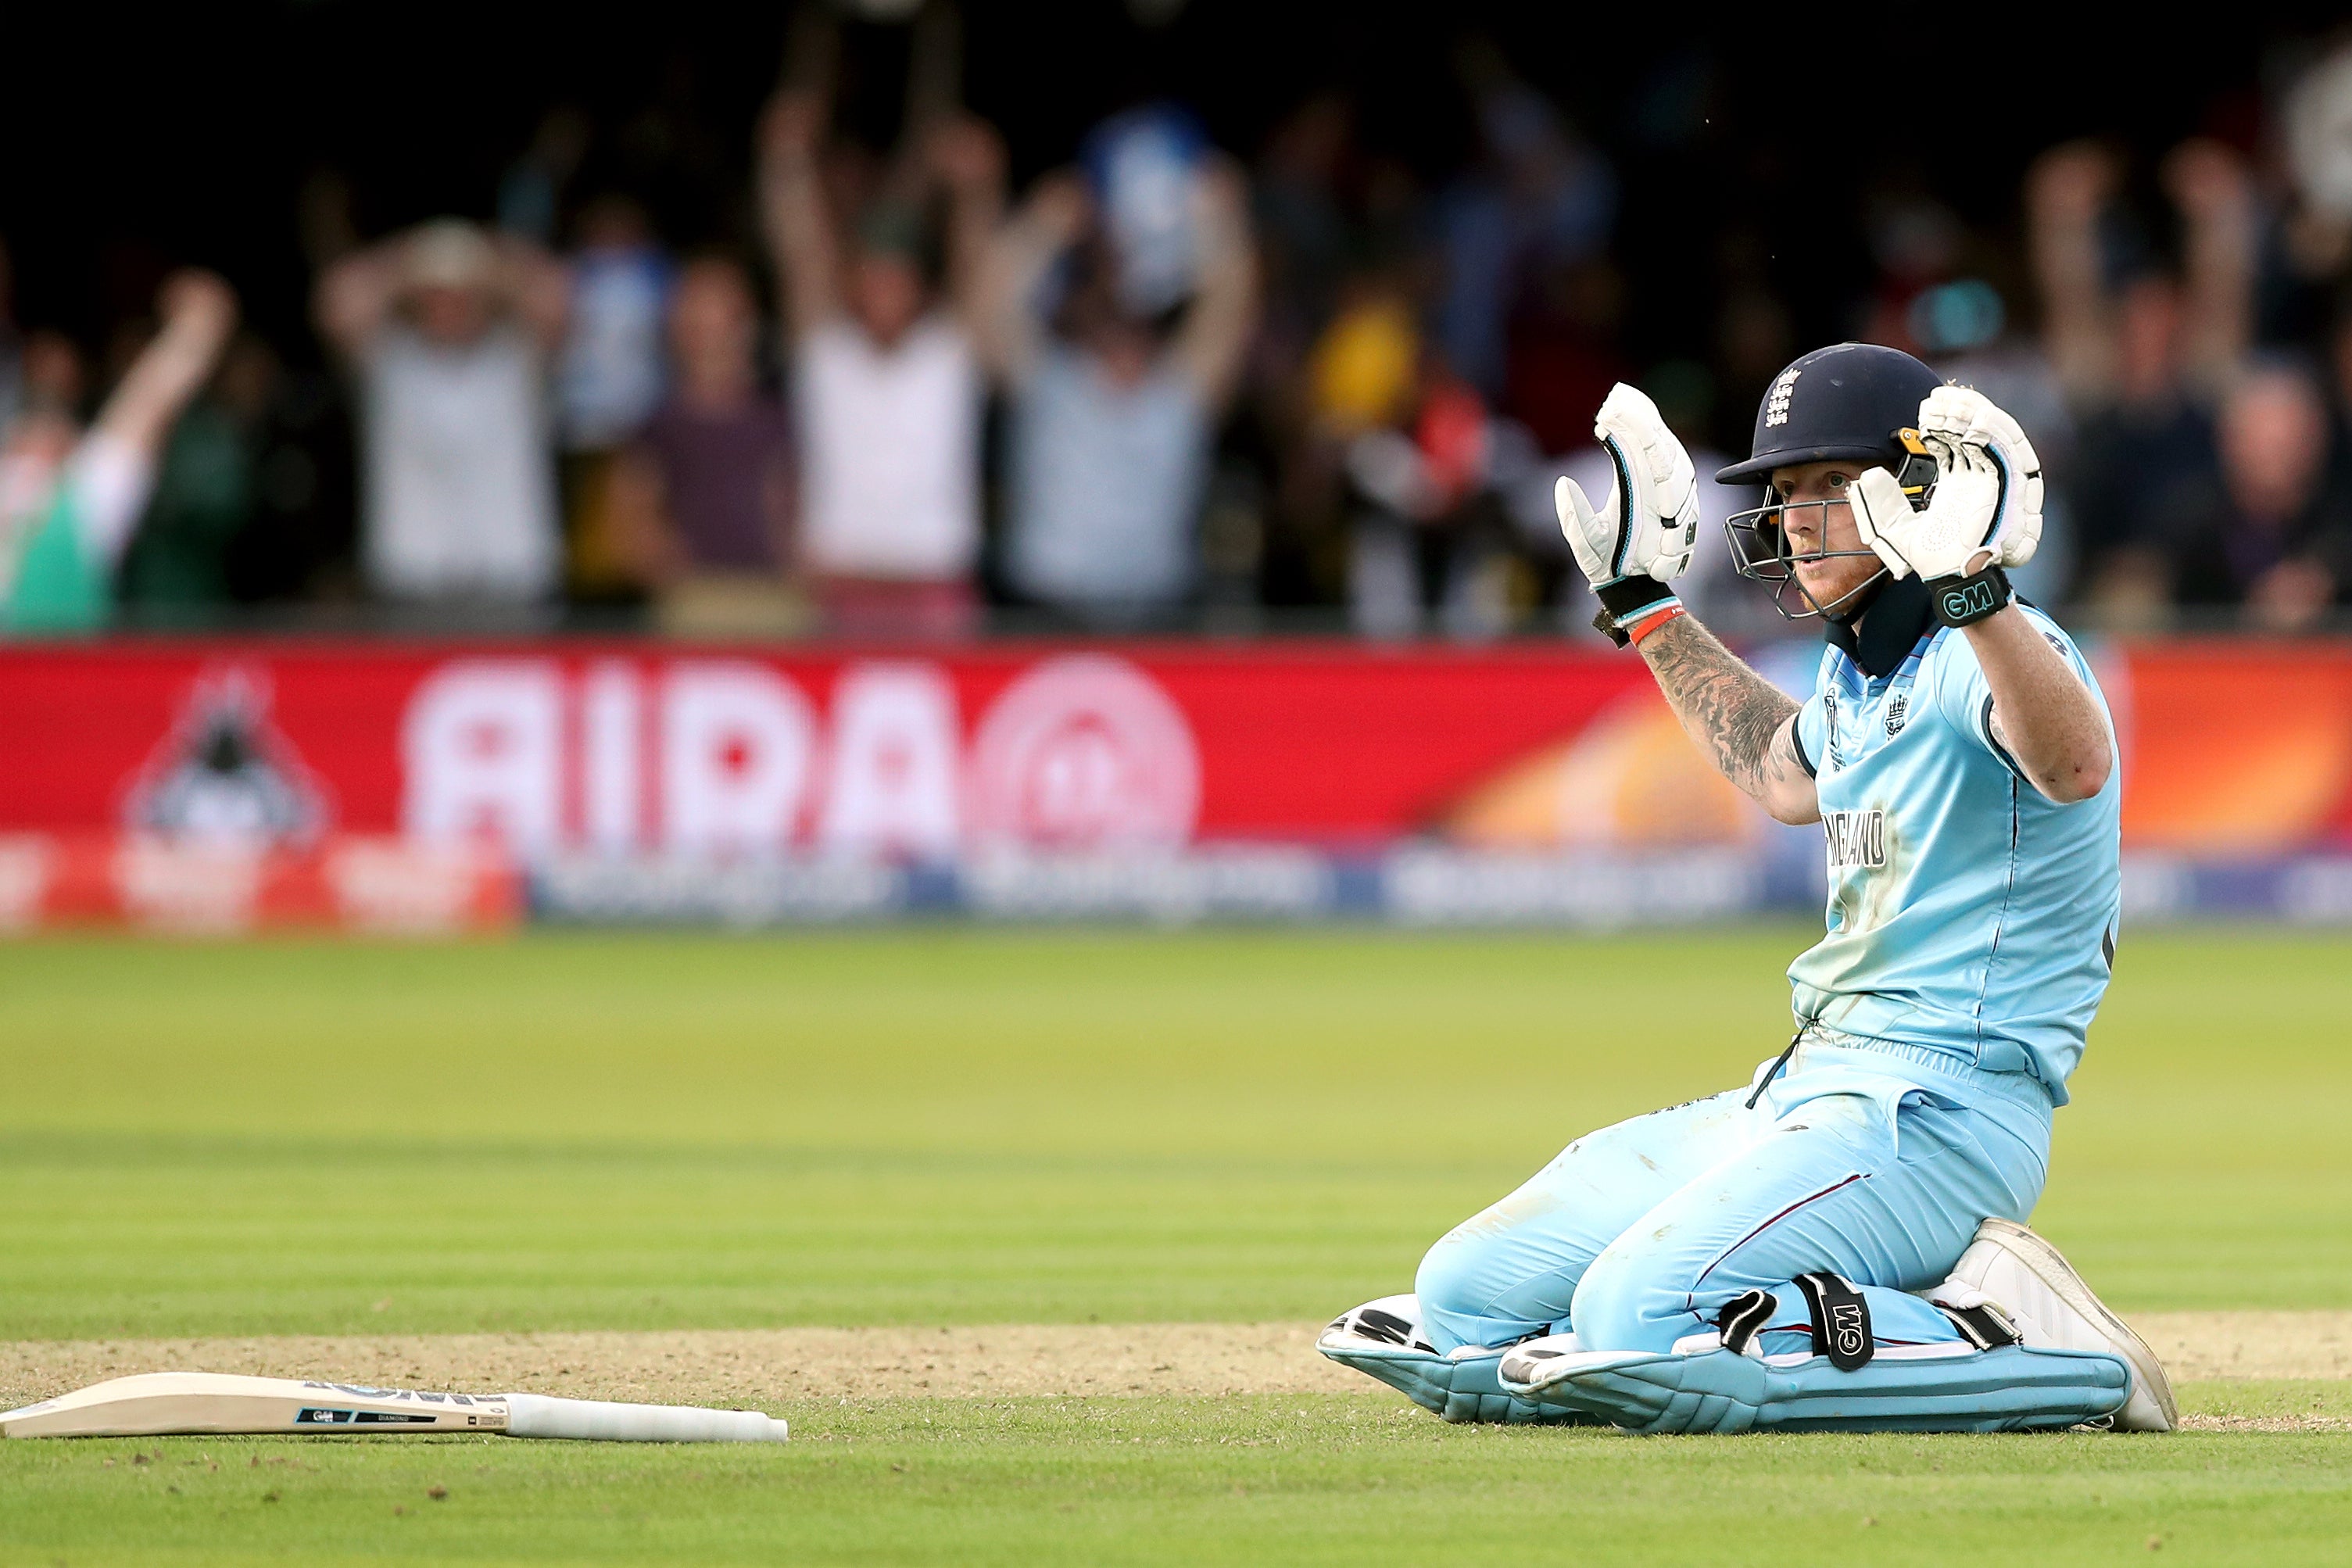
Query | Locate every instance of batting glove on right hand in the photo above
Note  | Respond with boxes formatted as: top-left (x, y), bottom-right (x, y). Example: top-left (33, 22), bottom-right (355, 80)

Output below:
top-left (1849, 386), bottom-right (2043, 582)
top-left (1556, 383), bottom-right (1702, 592)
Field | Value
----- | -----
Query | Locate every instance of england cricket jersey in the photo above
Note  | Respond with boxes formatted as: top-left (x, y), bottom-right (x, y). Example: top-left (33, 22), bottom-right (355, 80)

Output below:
top-left (1786, 598), bottom-right (2120, 1104)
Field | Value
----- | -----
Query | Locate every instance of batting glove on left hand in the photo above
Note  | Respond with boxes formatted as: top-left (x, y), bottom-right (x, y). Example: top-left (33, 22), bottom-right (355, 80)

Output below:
top-left (1556, 383), bottom-right (1702, 592)
top-left (1849, 386), bottom-right (2044, 582)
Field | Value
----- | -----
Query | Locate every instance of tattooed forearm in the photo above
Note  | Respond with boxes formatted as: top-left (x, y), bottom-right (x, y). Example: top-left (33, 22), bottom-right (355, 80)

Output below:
top-left (1640, 616), bottom-right (1792, 795)
top-left (1636, 614), bottom-right (1817, 822)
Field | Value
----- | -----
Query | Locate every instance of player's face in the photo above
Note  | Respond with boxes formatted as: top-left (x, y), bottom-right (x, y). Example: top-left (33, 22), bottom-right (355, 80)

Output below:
top-left (1771, 462), bottom-right (1882, 609)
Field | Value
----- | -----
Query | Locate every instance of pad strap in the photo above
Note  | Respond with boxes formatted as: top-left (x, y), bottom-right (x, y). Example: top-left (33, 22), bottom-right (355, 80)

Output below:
top-left (1937, 1300), bottom-right (2025, 1351)
top-left (1346, 1305), bottom-right (1434, 1353)
top-left (1793, 1273), bottom-right (1874, 1371)
top-left (1717, 1289), bottom-right (1777, 1356)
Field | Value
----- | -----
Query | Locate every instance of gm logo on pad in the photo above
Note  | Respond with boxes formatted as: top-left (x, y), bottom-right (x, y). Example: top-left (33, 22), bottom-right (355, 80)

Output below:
top-left (1829, 1301), bottom-right (1868, 1359)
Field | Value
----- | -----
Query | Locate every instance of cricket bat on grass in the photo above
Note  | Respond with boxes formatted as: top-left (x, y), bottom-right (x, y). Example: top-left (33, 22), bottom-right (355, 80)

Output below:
top-left (2, 1373), bottom-right (787, 1442)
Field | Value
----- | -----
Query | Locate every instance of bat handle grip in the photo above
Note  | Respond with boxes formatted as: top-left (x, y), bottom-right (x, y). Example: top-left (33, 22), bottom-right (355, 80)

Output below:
top-left (501, 1394), bottom-right (788, 1443)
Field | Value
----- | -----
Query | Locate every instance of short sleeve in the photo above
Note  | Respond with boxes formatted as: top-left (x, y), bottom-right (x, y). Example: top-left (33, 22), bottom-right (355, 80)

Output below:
top-left (1931, 612), bottom-right (2096, 780)
top-left (1792, 693), bottom-right (1826, 779)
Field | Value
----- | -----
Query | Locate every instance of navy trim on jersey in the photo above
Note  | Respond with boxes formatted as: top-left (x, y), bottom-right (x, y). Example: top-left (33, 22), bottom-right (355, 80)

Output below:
top-left (1972, 767), bottom-right (2024, 1042)
top-left (1789, 715), bottom-right (1816, 779)
top-left (1978, 693), bottom-right (2032, 782)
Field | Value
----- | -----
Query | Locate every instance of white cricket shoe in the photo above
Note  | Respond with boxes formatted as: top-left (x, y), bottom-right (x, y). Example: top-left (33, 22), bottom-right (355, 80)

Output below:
top-left (1933, 1217), bottom-right (2176, 1432)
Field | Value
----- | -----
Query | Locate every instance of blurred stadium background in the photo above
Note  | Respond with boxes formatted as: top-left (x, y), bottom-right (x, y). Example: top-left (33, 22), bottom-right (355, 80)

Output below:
top-left (5, 2), bottom-right (2352, 928)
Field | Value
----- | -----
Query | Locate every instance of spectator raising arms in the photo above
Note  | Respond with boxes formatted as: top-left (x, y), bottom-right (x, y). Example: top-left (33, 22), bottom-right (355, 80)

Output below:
top-left (2029, 139), bottom-right (2260, 622)
top-left (982, 159), bottom-right (1257, 626)
top-left (0, 270), bottom-right (238, 633)
top-left (607, 254), bottom-right (800, 636)
top-left (759, 90), bottom-right (1002, 639)
top-left (316, 220), bottom-right (569, 607)
top-left (555, 195), bottom-right (673, 454)
top-left (552, 195), bottom-right (675, 601)
top-left (2148, 361), bottom-right (2352, 630)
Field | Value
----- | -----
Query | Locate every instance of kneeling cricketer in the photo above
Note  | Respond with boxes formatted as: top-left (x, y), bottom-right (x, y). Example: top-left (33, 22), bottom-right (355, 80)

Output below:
top-left (1321, 342), bottom-right (2175, 1434)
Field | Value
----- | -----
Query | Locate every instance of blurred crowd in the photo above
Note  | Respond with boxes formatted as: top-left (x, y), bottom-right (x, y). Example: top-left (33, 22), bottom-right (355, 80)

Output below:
top-left (11, 18), bottom-right (2352, 639)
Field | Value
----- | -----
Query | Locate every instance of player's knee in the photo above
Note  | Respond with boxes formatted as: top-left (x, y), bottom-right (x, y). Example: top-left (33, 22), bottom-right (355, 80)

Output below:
top-left (1412, 1228), bottom-right (1491, 1328)
top-left (1569, 1243), bottom-right (1690, 1354)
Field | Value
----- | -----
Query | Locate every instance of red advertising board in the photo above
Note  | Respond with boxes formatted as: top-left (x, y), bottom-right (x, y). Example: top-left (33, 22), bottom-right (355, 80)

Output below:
top-left (0, 639), bottom-right (1652, 854)
top-left (2, 637), bottom-right (2348, 857)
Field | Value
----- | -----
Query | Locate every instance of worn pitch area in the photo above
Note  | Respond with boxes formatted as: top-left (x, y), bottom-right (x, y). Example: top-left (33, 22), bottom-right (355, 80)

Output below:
top-left (5, 1312), bottom-right (2350, 1427)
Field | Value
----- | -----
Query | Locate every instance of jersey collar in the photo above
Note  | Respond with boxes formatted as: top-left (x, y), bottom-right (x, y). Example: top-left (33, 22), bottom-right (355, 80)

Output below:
top-left (1823, 575), bottom-right (1932, 679)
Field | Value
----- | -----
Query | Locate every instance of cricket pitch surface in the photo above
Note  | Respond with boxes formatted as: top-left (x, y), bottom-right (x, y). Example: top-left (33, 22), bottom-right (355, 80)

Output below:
top-left (8, 1312), bottom-right (2351, 1429)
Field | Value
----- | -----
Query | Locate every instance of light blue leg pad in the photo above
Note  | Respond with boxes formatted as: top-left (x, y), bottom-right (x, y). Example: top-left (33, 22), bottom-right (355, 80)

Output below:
top-left (1318, 1341), bottom-right (1600, 1426)
top-left (1513, 1345), bottom-right (2130, 1435)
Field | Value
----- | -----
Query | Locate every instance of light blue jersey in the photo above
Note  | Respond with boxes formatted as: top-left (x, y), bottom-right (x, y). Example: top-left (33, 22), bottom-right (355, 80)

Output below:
top-left (1787, 604), bottom-right (2120, 1102)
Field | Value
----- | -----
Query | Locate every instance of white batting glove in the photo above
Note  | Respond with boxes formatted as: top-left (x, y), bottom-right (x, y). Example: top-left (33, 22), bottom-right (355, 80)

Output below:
top-left (1849, 386), bottom-right (2044, 582)
top-left (1555, 383), bottom-right (1701, 590)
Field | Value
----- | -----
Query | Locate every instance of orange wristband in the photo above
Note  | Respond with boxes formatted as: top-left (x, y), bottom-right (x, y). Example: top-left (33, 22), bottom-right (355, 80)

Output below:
top-left (1626, 602), bottom-right (1686, 646)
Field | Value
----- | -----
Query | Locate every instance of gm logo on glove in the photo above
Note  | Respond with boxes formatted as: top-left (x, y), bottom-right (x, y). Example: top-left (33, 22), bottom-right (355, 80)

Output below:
top-left (1939, 579), bottom-right (1999, 622)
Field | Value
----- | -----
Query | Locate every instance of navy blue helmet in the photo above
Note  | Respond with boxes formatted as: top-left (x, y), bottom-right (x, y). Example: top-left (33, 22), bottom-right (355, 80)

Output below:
top-left (1720, 342), bottom-right (1944, 618)
top-left (1716, 342), bottom-right (1942, 485)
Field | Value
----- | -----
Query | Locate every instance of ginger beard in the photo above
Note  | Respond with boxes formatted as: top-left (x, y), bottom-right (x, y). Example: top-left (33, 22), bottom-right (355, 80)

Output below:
top-left (1772, 460), bottom-right (1886, 616)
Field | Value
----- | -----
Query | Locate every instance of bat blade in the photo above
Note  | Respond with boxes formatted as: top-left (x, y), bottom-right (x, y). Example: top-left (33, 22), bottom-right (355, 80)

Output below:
top-left (1, 1373), bottom-right (510, 1438)
top-left (3, 1373), bottom-right (788, 1442)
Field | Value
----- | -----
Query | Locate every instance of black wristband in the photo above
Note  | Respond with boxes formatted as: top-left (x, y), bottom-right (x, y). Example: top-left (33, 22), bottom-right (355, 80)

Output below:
top-left (1927, 564), bottom-right (2012, 628)
top-left (1590, 576), bottom-right (1677, 646)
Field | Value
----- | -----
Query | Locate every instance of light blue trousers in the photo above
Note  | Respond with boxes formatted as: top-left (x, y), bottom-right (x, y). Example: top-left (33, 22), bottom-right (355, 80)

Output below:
top-left (1416, 1036), bottom-right (2053, 1357)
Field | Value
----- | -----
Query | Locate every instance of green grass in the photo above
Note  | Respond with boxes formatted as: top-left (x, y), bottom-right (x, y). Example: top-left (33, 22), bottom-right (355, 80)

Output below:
top-left (4, 928), bottom-right (2350, 1563)
top-left (2, 1396), bottom-right (2350, 1566)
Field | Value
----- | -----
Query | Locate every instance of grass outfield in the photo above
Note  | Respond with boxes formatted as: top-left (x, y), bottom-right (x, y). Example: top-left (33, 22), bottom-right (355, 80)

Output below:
top-left (3, 927), bottom-right (2350, 1563)
top-left (6, 1396), bottom-right (2352, 1566)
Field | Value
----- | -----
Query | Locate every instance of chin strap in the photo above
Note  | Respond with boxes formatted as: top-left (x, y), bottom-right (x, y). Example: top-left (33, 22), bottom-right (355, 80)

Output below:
top-left (1823, 573), bottom-right (1933, 677)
